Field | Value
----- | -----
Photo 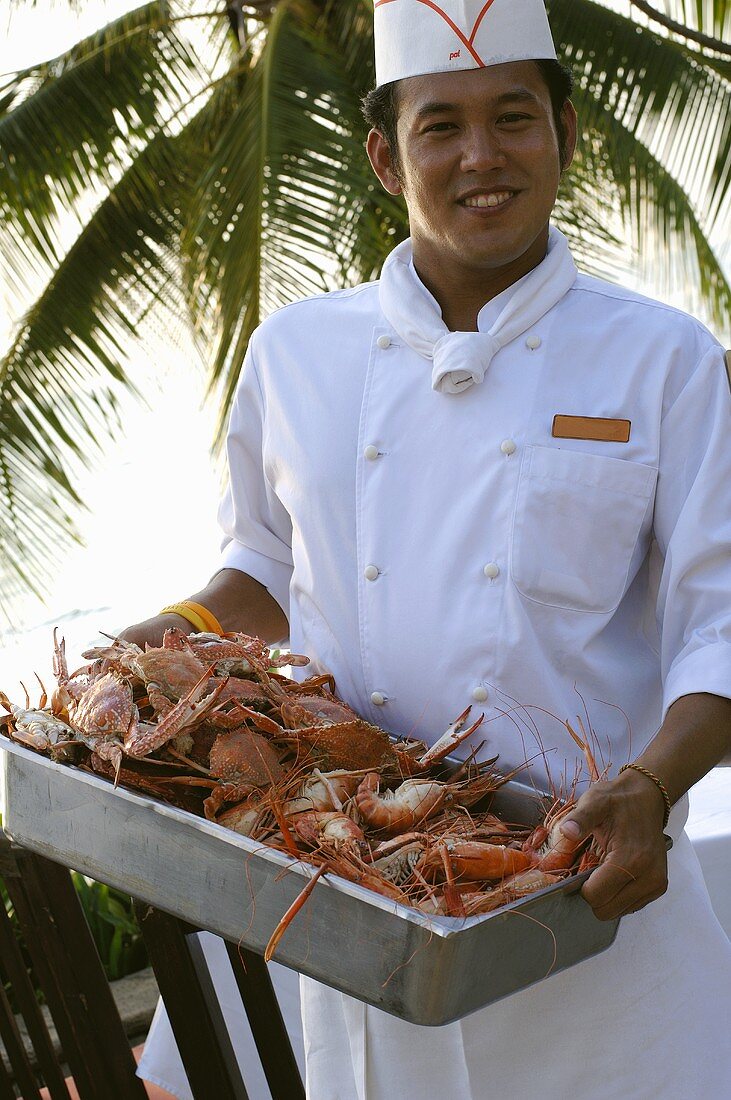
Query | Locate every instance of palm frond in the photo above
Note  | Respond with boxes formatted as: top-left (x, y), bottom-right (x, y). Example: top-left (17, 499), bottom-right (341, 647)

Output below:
top-left (552, 0), bottom-right (729, 207)
top-left (0, 106), bottom-right (205, 607)
top-left (184, 0), bottom-right (380, 437)
top-left (644, 0), bottom-right (731, 41)
top-left (0, 1), bottom-right (203, 264)
top-left (576, 106), bottom-right (731, 323)
top-left (551, 0), bottom-right (730, 326)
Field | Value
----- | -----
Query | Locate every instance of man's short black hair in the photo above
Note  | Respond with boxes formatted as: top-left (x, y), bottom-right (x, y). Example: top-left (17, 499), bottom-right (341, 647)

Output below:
top-left (361, 60), bottom-right (575, 176)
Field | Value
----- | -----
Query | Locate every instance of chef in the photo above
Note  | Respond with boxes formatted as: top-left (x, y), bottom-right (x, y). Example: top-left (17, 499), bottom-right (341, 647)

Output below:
top-left (131, 1), bottom-right (731, 1096)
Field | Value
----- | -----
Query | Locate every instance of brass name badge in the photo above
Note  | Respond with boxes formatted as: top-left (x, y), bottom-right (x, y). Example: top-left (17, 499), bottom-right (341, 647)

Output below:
top-left (552, 415), bottom-right (631, 443)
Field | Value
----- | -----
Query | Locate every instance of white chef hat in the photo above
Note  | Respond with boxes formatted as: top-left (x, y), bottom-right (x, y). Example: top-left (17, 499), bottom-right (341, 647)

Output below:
top-left (374, 0), bottom-right (557, 86)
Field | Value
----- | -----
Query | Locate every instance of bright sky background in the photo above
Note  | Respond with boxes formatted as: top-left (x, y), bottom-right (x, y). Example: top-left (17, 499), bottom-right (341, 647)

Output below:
top-left (0, 0), bottom-right (142, 71)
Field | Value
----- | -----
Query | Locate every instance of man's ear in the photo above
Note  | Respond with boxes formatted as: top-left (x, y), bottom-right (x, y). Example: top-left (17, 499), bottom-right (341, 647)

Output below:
top-left (366, 128), bottom-right (403, 195)
top-left (559, 100), bottom-right (577, 173)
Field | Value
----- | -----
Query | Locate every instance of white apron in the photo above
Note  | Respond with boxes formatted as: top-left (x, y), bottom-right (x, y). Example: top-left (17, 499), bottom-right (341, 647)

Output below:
top-left (302, 815), bottom-right (731, 1100)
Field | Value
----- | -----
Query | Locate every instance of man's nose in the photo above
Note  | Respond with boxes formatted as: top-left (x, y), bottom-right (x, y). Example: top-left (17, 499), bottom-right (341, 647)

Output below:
top-left (460, 127), bottom-right (507, 172)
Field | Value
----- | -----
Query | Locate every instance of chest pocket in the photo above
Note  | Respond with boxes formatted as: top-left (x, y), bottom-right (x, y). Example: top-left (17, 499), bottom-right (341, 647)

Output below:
top-left (511, 445), bottom-right (658, 614)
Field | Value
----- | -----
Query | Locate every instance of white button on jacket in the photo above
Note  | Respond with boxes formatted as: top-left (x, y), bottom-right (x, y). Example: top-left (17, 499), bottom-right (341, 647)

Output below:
top-left (218, 258), bottom-right (731, 788)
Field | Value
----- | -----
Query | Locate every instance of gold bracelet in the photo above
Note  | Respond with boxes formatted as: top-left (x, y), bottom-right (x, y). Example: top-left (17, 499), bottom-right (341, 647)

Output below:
top-left (159, 601), bottom-right (224, 636)
top-left (618, 763), bottom-right (672, 829)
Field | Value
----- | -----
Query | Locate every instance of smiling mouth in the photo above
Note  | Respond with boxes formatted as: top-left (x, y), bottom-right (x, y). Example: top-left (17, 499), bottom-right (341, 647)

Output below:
top-left (461, 191), bottom-right (515, 209)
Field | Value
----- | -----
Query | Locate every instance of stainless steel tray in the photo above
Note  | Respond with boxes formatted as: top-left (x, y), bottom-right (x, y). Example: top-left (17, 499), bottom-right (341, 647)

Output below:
top-left (0, 738), bottom-right (619, 1025)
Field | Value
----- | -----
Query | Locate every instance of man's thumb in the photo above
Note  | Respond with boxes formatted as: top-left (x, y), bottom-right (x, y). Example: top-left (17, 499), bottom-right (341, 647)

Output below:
top-left (559, 817), bottom-right (584, 841)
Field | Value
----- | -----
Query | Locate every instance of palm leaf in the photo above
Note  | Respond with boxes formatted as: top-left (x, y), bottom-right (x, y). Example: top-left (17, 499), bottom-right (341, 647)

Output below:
top-left (551, 0), bottom-right (730, 326)
top-left (183, 0), bottom-right (381, 436)
top-left (0, 51), bottom-right (236, 612)
top-left (0, 1), bottom-right (201, 266)
top-left (642, 0), bottom-right (731, 40)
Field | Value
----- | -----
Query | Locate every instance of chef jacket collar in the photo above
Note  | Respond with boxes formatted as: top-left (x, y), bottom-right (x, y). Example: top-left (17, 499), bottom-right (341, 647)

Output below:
top-left (380, 227), bottom-right (578, 394)
top-left (409, 256), bottom-right (521, 331)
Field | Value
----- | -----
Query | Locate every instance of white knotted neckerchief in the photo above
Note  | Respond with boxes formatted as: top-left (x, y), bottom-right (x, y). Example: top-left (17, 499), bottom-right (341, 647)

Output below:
top-left (378, 227), bottom-right (578, 394)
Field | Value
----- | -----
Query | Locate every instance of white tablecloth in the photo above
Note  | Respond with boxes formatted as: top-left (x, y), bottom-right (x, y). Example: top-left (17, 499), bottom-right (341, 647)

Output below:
top-left (137, 949), bottom-right (306, 1100)
top-left (137, 769), bottom-right (731, 1100)
top-left (684, 767), bottom-right (731, 939)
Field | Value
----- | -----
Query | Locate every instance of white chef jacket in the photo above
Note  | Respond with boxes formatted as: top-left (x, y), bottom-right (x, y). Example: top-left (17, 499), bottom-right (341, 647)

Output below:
top-left (211, 242), bottom-right (731, 1099)
top-left (218, 249), bottom-right (731, 789)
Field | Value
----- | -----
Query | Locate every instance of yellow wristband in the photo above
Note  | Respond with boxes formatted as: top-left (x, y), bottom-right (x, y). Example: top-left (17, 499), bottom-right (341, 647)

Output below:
top-left (180, 601), bottom-right (224, 635)
top-left (159, 601), bottom-right (224, 636)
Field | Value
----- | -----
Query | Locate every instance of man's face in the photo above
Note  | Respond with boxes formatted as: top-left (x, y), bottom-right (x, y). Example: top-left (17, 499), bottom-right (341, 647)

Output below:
top-left (367, 62), bottom-right (576, 280)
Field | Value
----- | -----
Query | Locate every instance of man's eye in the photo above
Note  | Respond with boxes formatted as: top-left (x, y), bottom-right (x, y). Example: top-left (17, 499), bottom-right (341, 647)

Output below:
top-left (423, 122), bottom-right (455, 133)
top-left (498, 113), bottom-right (532, 124)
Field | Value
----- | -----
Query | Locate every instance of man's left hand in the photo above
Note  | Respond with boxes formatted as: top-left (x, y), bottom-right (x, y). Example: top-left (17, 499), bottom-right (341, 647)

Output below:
top-left (558, 768), bottom-right (670, 921)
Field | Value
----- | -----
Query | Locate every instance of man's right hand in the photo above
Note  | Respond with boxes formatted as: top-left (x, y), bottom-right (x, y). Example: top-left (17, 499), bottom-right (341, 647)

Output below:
top-left (117, 614), bottom-right (194, 650)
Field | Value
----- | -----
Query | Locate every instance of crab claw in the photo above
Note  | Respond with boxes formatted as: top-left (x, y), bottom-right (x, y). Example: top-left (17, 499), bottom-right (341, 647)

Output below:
top-left (111, 745), bottom-right (124, 788)
top-left (417, 708), bottom-right (486, 770)
top-left (124, 666), bottom-right (228, 758)
top-left (52, 628), bottom-right (69, 683)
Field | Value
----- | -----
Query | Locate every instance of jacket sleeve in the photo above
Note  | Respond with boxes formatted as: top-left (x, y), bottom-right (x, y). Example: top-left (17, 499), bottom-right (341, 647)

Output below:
top-left (654, 342), bottom-right (731, 752)
top-left (217, 336), bottom-right (293, 618)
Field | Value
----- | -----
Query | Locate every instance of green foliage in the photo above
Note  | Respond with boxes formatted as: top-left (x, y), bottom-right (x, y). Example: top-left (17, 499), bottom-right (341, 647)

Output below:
top-left (69, 872), bottom-right (148, 982)
top-left (1, 0), bottom-right (729, 616)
